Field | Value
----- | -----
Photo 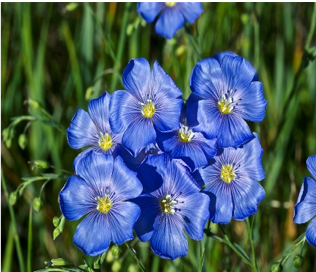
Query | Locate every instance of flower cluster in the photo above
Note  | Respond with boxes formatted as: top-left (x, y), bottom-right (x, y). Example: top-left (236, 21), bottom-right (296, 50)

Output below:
top-left (61, 52), bottom-right (267, 260)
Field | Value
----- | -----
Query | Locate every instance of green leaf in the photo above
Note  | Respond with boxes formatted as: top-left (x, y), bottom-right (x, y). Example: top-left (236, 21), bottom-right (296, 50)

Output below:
top-left (233, 243), bottom-right (251, 262)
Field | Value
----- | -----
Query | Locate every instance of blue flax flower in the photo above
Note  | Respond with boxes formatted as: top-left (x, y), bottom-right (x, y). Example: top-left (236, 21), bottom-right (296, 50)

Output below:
top-left (157, 123), bottom-right (217, 172)
top-left (67, 92), bottom-right (123, 162)
top-left (137, 2), bottom-right (203, 39)
top-left (110, 58), bottom-right (183, 157)
top-left (59, 152), bottom-right (142, 256)
top-left (188, 52), bottom-right (267, 148)
top-left (294, 154), bottom-right (316, 247)
top-left (132, 154), bottom-right (210, 260)
top-left (195, 134), bottom-right (265, 224)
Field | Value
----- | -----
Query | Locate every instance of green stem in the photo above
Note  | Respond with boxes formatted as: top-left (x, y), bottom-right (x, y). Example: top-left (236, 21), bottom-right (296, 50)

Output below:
top-left (1, 171), bottom-right (25, 272)
top-left (219, 225), bottom-right (254, 269)
top-left (110, 2), bottom-right (131, 91)
top-left (27, 205), bottom-right (33, 272)
top-left (305, 3), bottom-right (316, 50)
top-left (246, 218), bottom-right (259, 272)
top-left (198, 239), bottom-right (206, 272)
top-left (125, 242), bottom-right (146, 272)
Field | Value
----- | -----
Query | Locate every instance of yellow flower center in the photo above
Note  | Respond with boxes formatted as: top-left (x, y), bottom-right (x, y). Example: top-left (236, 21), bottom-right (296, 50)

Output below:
top-left (96, 195), bottom-right (112, 214)
top-left (160, 194), bottom-right (177, 214)
top-left (141, 100), bottom-right (156, 118)
top-left (178, 125), bottom-right (195, 142)
top-left (220, 164), bottom-right (236, 183)
top-left (98, 133), bottom-right (112, 151)
top-left (165, 2), bottom-right (176, 7)
top-left (218, 93), bottom-right (234, 114)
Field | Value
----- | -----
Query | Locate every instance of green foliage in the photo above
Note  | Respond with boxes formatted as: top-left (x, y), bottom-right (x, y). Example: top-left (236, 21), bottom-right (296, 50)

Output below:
top-left (2, 2), bottom-right (316, 272)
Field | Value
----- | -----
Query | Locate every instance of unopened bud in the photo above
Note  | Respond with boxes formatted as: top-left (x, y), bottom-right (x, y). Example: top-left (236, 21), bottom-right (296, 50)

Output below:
top-left (18, 134), bottom-right (27, 149)
top-left (27, 99), bottom-right (40, 109)
top-left (30, 160), bottom-right (50, 170)
top-left (33, 197), bottom-right (44, 212)
top-left (53, 228), bottom-right (61, 240)
top-left (271, 263), bottom-right (282, 272)
top-left (50, 258), bottom-right (70, 266)
top-left (111, 245), bottom-right (121, 259)
top-left (53, 216), bottom-right (60, 227)
top-left (293, 254), bottom-right (304, 268)
top-left (112, 261), bottom-right (121, 272)
top-left (9, 191), bottom-right (17, 206)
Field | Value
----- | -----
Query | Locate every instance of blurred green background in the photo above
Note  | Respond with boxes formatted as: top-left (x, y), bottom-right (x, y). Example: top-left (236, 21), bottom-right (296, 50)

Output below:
top-left (1, 2), bottom-right (316, 272)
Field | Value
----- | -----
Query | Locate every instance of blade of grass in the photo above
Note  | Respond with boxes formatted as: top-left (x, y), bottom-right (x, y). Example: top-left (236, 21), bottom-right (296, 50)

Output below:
top-left (27, 205), bottom-right (33, 272)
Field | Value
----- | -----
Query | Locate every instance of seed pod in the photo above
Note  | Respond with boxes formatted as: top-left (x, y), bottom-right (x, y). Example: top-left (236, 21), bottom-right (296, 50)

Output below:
top-left (33, 197), bottom-right (44, 212)
top-left (111, 245), bottom-right (121, 259)
top-left (9, 191), bottom-right (17, 206)
top-left (18, 134), bottom-right (27, 149)
top-left (293, 254), bottom-right (304, 268)
top-left (271, 263), bottom-right (282, 272)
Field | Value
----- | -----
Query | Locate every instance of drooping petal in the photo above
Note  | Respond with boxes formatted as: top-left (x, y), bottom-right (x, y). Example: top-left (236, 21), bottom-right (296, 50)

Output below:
top-left (109, 90), bottom-right (140, 134)
top-left (231, 178), bottom-right (265, 220)
top-left (67, 109), bottom-right (99, 149)
top-left (177, 193), bottom-right (210, 240)
top-left (108, 201), bottom-right (140, 244)
top-left (190, 58), bottom-right (225, 100)
top-left (59, 176), bottom-right (96, 221)
top-left (122, 116), bottom-right (156, 156)
top-left (221, 55), bottom-right (256, 91)
top-left (186, 93), bottom-right (202, 127)
top-left (137, 2), bottom-right (165, 23)
top-left (294, 177), bottom-right (316, 224)
top-left (150, 215), bottom-right (188, 260)
top-left (306, 218), bottom-right (316, 247)
top-left (156, 130), bottom-right (179, 153)
top-left (73, 211), bottom-right (111, 256)
top-left (122, 58), bottom-right (151, 102)
top-left (152, 61), bottom-right (182, 99)
top-left (177, 3), bottom-right (203, 24)
top-left (88, 91), bottom-right (111, 133)
top-left (74, 151), bottom-right (114, 195)
top-left (235, 82), bottom-right (267, 122)
top-left (170, 142), bottom-right (208, 172)
top-left (155, 8), bottom-right (185, 39)
top-left (132, 194), bottom-right (160, 242)
top-left (217, 114), bottom-right (254, 148)
top-left (307, 154), bottom-right (316, 180)
top-left (110, 156), bottom-right (143, 202)
top-left (153, 97), bottom-right (183, 132)
top-left (137, 154), bottom-right (169, 193)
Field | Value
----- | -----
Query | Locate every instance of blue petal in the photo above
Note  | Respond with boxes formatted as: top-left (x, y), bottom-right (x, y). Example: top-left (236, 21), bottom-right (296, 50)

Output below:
top-left (108, 201), bottom-right (140, 244)
top-left (221, 55), bottom-right (256, 91)
top-left (194, 99), bottom-right (222, 140)
top-left (178, 2), bottom-right (203, 23)
top-left (67, 109), bottom-right (99, 149)
top-left (153, 97), bottom-right (183, 132)
top-left (122, 117), bottom-right (156, 156)
top-left (217, 114), bottom-right (254, 148)
top-left (171, 142), bottom-right (208, 172)
top-left (152, 61), bottom-right (182, 99)
top-left (109, 90), bottom-right (140, 134)
top-left (231, 178), bottom-right (265, 220)
top-left (132, 194), bottom-right (160, 242)
top-left (137, 2), bottom-right (164, 22)
top-left (186, 93), bottom-right (202, 127)
top-left (193, 132), bottom-right (217, 159)
top-left (190, 58), bottom-right (225, 100)
top-left (294, 177), bottom-right (316, 224)
top-left (88, 91), bottom-right (111, 133)
top-left (177, 193), bottom-right (210, 240)
top-left (236, 82), bottom-right (267, 122)
top-left (155, 8), bottom-right (185, 39)
top-left (122, 58), bottom-right (151, 102)
top-left (307, 154), bottom-right (316, 180)
top-left (198, 165), bottom-right (233, 224)
top-left (59, 176), bottom-right (96, 221)
top-left (73, 147), bottom-right (94, 171)
top-left (150, 215), bottom-right (188, 260)
top-left (156, 130), bottom-right (179, 153)
top-left (74, 151), bottom-right (114, 194)
top-left (306, 218), bottom-right (316, 247)
top-left (137, 154), bottom-right (169, 193)
top-left (73, 211), bottom-right (111, 256)
top-left (111, 156), bottom-right (143, 202)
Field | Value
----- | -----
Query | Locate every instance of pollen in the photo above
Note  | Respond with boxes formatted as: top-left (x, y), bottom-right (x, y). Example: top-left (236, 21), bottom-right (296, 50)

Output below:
top-left (218, 93), bottom-right (234, 114)
top-left (96, 195), bottom-right (112, 214)
top-left (165, 2), bottom-right (176, 7)
top-left (160, 194), bottom-right (177, 214)
top-left (141, 99), bottom-right (156, 118)
top-left (178, 125), bottom-right (195, 142)
top-left (220, 164), bottom-right (236, 183)
top-left (98, 133), bottom-right (112, 151)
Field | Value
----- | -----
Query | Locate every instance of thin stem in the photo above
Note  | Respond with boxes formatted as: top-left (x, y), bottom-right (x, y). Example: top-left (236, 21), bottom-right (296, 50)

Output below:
top-left (246, 218), bottom-right (259, 272)
top-left (125, 242), bottom-right (146, 272)
top-left (110, 2), bottom-right (131, 91)
top-left (27, 205), bottom-right (33, 272)
top-left (1, 171), bottom-right (25, 272)
top-left (219, 225), bottom-right (254, 269)
top-left (198, 239), bottom-right (206, 272)
top-left (305, 3), bottom-right (316, 50)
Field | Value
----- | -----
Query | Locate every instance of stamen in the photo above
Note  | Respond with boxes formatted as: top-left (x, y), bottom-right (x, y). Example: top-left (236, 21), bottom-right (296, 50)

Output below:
top-left (165, 2), bottom-right (176, 7)
top-left (218, 90), bottom-right (236, 114)
top-left (96, 194), bottom-right (112, 214)
top-left (220, 164), bottom-right (236, 183)
top-left (178, 125), bottom-right (195, 142)
top-left (98, 133), bottom-right (112, 151)
top-left (141, 99), bottom-right (156, 118)
top-left (160, 194), bottom-right (178, 214)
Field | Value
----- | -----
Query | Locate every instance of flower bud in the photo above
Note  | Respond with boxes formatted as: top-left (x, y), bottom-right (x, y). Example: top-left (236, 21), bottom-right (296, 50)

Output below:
top-left (53, 216), bottom-right (60, 227)
top-left (53, 228), bottom-right (61, 240)
top-left (33, 197), bottom-right (44, 212)
top-left (111, 245), bottom-right (121, 259)
top-left (293, 254), bottom-right (304, 268)
top-left (112, 261), bottom-right (121, 272)
top-left (30, 160), bottom-right (50, 169)
top-left (271, 263), bottom-right (282, 272)
top-left (9, 191), bottom-right (17, 206)
top-left (18, 134), bottom-right (27, 150)
top-left (50, 258), bottom-right (70, 267)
